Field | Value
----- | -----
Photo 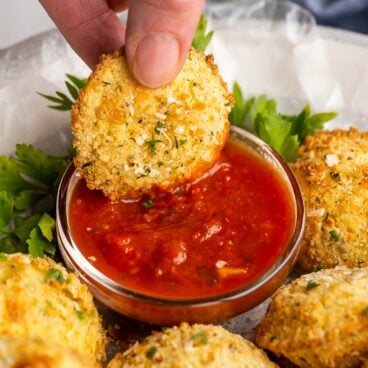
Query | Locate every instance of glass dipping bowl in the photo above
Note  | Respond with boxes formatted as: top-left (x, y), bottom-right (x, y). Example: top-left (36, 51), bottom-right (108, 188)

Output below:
top-left (56, 126), bottom-right (305, 325)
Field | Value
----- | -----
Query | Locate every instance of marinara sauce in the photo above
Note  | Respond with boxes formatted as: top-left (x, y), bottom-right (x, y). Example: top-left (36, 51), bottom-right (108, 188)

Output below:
top-left (69, 141), bottom-right (294, 298)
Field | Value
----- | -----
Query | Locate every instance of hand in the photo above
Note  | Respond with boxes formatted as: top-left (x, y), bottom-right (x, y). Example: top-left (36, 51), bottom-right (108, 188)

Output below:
top-left (39, 0), bottom-right (205, 88)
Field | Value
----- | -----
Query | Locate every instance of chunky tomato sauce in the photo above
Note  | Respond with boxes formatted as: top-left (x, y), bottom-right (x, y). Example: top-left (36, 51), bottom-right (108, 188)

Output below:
top-left (69, 141), bottom-right (294, 298)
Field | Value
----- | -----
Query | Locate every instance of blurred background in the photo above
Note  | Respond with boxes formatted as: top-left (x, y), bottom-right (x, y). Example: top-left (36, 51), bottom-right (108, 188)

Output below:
top-left (1, 0), bottom-right (368, 49)
top-left (291, 0), bottom-right (368, 34)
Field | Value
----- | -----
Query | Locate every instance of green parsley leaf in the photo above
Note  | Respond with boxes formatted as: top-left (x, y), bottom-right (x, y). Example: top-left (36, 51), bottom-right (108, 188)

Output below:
top-left (329, 230), bottom-right (340, 241)
top-left (228, 84), bottom-right (337, 162)
top-left (15, 144), bottom-right (68, 188)
top-left (154, 121), bottom-right (166, 135)
top-left (0, 239), bottom-right (17, 254)
top-left (0, 253), bottom-right (7, 260)
top-left (65, 74), bottom-right (87, 89)
top-left (38, 213), bottom-right (56, 242)
top-left (37, 91), bottom-right (73, 111)
top-left (146, 346), bottom-right (157, 359)
top-left (14, 191), bottom-right (39, 210)
top-left (0, 155), bottom-right (28, 194)
top-left (286, 106), bottom-right (338, 143)
top-left (26, 227), bottom-right (55, 258)
top-left (0, 143), bottom-right (69, 257)
top-left (174, 136), bottom-right (187, 149)
top-left (306, 280), bottom-right (320, 290)
top-left (146, 139), bottom-right (162, 156)
top-left (191, 331), bottom-right (209, 344)
top-left (0, 191), bottom-right (14, 232)
top-left (65, 81), bottom-right (79, 100)
top-left (229, 83), bottom-right (254, 128)
top-left (143, 199), bottom-right (153, 209)
top-left (362, 306), bottom-right (368, 316)
top-left (14, 214), bottom-right (42, 242)
top-left (192, 14), bottom-right (214, 52)
top-left (76, 310), bottom-right (86, 320)
top-left (46, 269), bottom-right (65, 284)
top-left (38, 74), bottom-right (87, 111)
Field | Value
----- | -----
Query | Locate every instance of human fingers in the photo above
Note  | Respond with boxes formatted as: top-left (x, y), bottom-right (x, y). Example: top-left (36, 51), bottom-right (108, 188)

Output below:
top-left (125, 0), bottom-right (205, 88)
top-left (39, 0), bottom-right (126, 68)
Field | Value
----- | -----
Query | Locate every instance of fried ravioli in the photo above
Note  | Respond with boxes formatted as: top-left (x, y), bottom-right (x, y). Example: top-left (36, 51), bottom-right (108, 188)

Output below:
top-left (108, 323), bottom-right (278, 368)
top-left (72, 48), bottom-right (233, 200)
top-left (0, 253), bottom-right (106, 364)
top-left (0, 336), bottom-right (96, 368)
top-left (256, 267), bottom-right (368, 368)
top-left (290, 128), bottom-right (368, 271)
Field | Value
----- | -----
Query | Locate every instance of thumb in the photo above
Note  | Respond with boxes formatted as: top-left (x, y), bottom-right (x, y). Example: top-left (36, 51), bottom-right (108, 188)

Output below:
top-left (125, 0), bottom-right (205, 88)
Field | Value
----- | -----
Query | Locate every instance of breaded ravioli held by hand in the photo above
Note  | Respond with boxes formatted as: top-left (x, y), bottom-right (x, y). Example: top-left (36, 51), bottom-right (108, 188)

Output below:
top-left (256, 267), bottom-right (368, 368)
top-left (108, 323), bottom-right (278, 368)
top-left (72, 48), bottom-right (233, 200)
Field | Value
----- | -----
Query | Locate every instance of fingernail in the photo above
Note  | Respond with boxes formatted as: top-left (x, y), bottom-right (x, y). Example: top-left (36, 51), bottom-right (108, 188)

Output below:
top-left (134, 33), bottom-right (180, 88)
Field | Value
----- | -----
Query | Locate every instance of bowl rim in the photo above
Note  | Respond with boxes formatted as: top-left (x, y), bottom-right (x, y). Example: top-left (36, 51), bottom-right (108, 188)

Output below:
top-left (56, 125), bottom-right (305, 307)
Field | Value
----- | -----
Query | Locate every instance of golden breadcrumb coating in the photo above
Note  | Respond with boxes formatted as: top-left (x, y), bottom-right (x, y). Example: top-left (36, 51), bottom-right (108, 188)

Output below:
top-left (108, 322), bottom-right (278, 368)
top-left (290, 128), bottom-right (368, 271)
top-left (0, 336), bottom-right (97, 368)
top-left (0, 253), bottom-right (106, 363)
top-left (256, 267), bottom-right (368, 368)
top-left (72, 48), bottom-right (233, 200)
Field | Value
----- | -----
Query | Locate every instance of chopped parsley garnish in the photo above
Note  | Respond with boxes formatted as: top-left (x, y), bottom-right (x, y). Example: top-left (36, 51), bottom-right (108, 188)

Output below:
top-left (46, 269), bottom-right (65, 284)
top-left (313, 267), bottom-right (322, 272)
top-left (0, 253), bottom-right (7, 260)
top-left (142, 199), bottom-right (153, 209)
top-left (329, 230), bottom-right (340, 241)
top-left (174, 136), bottom-right (187, 149)
top-left (146, 346), bottom-right (157, 359)
top-left (323, 212), bottom-right (330, 223)
top-left (229, 84), bottom-right (337, 162)
top-left (76, 310), bottom-right (86, 320)
top-left (191, 331), bottom-right (209, 344)
top-left (306, 280), bottom-right (320, 290)
top-left (362, 306), bottom-right (368, 316)
top-left (154, 121), bottom-right (166, 135)
top-left (146, 139), bottom-right (162, 156)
